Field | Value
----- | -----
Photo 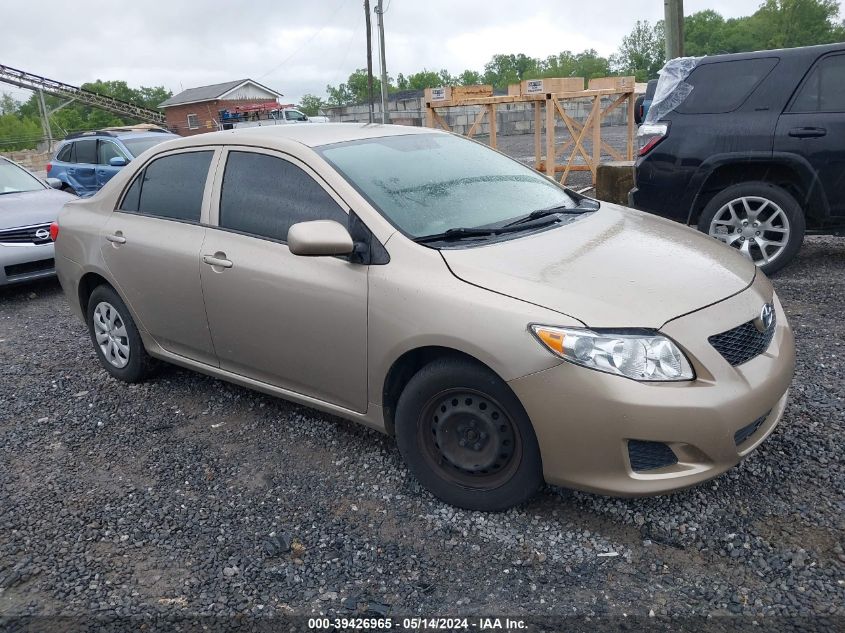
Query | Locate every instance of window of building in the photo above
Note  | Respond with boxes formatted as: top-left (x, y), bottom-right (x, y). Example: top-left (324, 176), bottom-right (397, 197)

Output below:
top-left (187, 113), bottom-right (199, 130)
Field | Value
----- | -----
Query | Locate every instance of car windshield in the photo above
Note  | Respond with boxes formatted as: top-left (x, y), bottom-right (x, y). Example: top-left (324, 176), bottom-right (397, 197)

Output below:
top-left (318, 133), bottom-right (577, 238)
top-left (121, 135), bottom-right (177, 158)
top-left (0, 159), bottom-right (45, 195)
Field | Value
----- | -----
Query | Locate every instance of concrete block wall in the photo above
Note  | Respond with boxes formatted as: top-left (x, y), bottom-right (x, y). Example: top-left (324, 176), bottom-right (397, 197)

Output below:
top-left (322, 95), bottom-right (631, 136)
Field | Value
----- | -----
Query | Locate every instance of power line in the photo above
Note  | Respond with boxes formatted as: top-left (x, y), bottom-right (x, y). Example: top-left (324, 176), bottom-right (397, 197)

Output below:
top-left (257, 0), bottom-right (354, 80)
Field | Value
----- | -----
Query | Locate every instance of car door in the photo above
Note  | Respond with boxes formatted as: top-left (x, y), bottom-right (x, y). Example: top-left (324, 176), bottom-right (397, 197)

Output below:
top-left (67, 139), bottom-right (98, 195)
top-left (200, 148), bottom-right (368, 412)
top-left (96, 139), bottom-right (128, 189)
top-left (775, 51), bottom-right (845, 216)
top-left (100, 148), bottom-right (219, 366)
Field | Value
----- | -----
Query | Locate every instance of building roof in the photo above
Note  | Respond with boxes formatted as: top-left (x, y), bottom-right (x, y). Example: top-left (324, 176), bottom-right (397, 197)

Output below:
top-left (159, 79), bottom-right (284, 108)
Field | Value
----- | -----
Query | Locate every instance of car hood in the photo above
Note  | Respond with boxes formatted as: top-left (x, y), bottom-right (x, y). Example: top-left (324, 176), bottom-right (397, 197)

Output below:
top-left (0, 188), bottom-right (75, 229)
top-left (440, 203), bottom-right (756, 329)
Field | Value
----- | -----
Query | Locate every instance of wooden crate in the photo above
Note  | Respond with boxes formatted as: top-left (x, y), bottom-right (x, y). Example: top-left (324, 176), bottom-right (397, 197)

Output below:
top-left (424, 84), bottom-right (493, 103)
top-left (587, 76), bottom-right (636, 91)
top-left (520, 77), bottom-right (584, 95)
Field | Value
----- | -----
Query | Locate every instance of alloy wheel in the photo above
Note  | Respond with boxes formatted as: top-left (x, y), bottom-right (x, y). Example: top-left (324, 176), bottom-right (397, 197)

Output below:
top-left (92, 301), bottom-right (130, 369)
top-left (419, 388), bottom-right (522, 489)
top-left (708, 196), bottom-right (790, 267)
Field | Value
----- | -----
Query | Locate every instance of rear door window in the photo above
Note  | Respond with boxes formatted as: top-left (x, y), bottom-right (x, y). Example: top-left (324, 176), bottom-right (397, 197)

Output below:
top-left (74, 139), bottom-right (98, 165)
top-left (790, 53), bottom-right (845, 113)
top-left (676, 57), bottom-right (779, 114)
top-left (119, 151), bottom-right (213, 222)
top-left (218, 151), bottom-right (346, 242)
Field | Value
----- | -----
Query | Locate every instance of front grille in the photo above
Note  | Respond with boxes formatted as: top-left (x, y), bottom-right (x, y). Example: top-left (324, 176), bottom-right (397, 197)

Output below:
top-left (628, 440), bottom-right (678, 472)
top-left (0, 223), bottom-right (52, 245)
top-left (734, 411), bottom-right (770, 446)
top-left (4, 258), bottom-right (54, 279)
top-left (709, 312), bottom-right (776, 366)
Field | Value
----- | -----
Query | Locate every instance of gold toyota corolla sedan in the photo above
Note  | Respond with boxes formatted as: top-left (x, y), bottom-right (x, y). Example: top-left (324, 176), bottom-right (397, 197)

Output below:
top-left (53, 124), bottom-right (794, 511)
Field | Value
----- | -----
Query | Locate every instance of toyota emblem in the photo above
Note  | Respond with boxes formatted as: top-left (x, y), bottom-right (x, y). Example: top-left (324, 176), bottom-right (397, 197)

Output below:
top-left (755, 303), bottom-right (774, 332)
top-left (34, 228), bottom-right (50, 241)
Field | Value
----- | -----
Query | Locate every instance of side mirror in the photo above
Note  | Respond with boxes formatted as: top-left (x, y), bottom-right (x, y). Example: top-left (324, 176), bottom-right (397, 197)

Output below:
top-left (109, 157), bottom-right (127, 167)
top-left (288, 220), bottom-right (354, 256)
top-left (46, 177), bottom-right (63, 189)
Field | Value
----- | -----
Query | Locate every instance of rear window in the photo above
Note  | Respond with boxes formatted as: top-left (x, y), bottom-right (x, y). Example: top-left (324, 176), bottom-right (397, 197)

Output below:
top-left (676, 57), bottom-right (779, 114)
top-left (74, 139), bottom-right (98, 164)
top-left (56, 144), bottom-right (72, 162)
top-left (119, 151), bottom-right (212, 222)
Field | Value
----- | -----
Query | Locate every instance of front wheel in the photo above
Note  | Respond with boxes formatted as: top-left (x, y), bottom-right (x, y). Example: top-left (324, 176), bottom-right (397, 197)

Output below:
top-left (698, 181), bottom-right (805, 275)
top-left (395, 358), bottom-right (543, 511)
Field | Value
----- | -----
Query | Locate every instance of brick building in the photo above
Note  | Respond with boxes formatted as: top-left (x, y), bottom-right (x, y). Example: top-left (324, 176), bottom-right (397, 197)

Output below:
top-left (159, 79), bottom-right (284, 136)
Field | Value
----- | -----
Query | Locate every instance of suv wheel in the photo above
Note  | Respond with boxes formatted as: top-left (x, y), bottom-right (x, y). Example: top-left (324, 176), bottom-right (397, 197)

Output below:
top-left (698, 181), bottom-right (805, 275)
top-left (86, 285), bottom-right (154, 382)
top-left (395, 358), bottom-right (543, 511)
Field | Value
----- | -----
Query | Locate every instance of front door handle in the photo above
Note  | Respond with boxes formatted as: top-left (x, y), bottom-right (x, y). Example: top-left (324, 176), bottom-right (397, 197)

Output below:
top-left (203, 254), bottom-right (233, 269)
top-left (788, 126), bottom-right (827, 138)
top-left (105, 233), bottom-right (126, 244)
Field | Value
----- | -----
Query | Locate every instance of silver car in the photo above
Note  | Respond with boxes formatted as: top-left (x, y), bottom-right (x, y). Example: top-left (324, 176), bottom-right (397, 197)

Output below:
top-left (0, 157), bottom-right (75, 286)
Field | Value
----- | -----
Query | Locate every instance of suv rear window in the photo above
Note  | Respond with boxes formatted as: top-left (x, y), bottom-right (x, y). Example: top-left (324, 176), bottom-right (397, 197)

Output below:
top-left (676, 57), bottom-right (779, 114)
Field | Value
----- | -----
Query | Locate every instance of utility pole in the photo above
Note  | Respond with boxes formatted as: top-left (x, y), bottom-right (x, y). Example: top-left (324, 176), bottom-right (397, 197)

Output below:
top-left (364, 0), bottom-right (375, 123)
top-left (36, 89), bottom-right (53, 152)
top-left (375, 0), bottom-right (389, 123)
top-left (664, 0), bottom-right (684, 61)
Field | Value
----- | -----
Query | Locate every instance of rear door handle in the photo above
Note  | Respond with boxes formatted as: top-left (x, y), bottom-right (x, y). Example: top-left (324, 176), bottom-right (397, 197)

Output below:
top-left (788, 126), bottom-right (827, 138)
top-left (203, 254), bottom-right (233, 268)
top-left (105, 233), bottom-right (126, 244)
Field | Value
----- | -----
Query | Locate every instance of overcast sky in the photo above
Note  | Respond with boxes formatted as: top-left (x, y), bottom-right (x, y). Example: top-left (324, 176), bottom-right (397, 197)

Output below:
top-left (1, 0), bottom-right (843, 104)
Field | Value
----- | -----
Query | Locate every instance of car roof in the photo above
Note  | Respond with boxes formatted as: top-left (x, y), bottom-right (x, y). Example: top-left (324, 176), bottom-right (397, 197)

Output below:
top-left (158, 123), bottom-right (446, 151)
top-left (698, 42), bottom-right (845, 65)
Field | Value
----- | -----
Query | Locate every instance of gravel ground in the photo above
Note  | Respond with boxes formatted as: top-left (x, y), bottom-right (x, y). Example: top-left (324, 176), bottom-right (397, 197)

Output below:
top-left (0, 237), bottom-right (843, 631)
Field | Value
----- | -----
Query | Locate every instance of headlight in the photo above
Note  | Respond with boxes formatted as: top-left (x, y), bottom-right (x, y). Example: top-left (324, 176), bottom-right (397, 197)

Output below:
top-left (530, 325), bottom-right (694, 382)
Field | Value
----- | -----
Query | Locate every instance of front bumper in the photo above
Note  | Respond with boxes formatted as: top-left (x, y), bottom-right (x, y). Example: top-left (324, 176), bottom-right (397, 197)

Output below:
top-left (509, 273), bottom-right (795, 496)
top-left (0, 242), bottom-right (55, 286)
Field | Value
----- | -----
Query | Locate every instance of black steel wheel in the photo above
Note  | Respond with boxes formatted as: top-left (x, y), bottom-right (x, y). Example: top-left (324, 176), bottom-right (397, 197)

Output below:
top-left (395, 357), bottom-right (543, 511)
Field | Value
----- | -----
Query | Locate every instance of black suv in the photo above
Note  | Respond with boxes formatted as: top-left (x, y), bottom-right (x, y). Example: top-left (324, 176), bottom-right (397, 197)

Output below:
top-left (629, 43), bottom-right (845, 274)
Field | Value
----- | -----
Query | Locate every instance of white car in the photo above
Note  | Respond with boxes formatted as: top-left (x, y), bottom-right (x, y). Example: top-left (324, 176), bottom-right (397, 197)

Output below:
top-left (0, 157), bottom-right (75, 286)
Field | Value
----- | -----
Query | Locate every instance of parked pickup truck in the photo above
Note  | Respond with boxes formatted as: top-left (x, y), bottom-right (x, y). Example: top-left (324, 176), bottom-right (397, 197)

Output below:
top-left (219, 107), bottom-right (329, 130)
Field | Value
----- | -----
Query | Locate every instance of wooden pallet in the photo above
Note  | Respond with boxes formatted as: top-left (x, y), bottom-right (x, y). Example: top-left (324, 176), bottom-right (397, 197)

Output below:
top-left (424, 77), bottom-right (636, 185)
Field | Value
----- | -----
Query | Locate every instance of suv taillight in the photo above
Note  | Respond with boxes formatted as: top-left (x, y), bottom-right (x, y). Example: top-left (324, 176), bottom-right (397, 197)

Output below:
top-left (637, 122), bottom-right (669, 157)
top-left (46, 162), bottom-right (52, 174)
top-left (49, 221), bottom-right (59, 241)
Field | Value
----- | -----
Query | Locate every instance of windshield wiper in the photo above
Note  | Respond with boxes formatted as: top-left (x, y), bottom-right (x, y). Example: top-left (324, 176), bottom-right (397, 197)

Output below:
top-left (414, 216), bottom-right (560, 244)
top-left (503, 200), bottom-right (598, 227)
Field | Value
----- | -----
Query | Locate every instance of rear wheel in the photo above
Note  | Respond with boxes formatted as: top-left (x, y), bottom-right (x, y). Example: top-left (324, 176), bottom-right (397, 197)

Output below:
top-left (395, 358), bottom-right (543, 511)
top-left (61, 184), bottom-right (77, 196)
top-left (86, 285), bottom-right (154, 382)
top-left (633, 95), bottom-right (646, 125)
top-left (698, 181), bottom-right (805, 275)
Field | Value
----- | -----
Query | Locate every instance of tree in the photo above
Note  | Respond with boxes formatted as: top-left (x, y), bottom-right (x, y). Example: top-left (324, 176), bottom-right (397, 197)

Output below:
top-left (456, 69), bottom-right (483, 85)
top-left (539, 49), bottom-right (611, 80)
top-left (0, 93), bottom-right (19, 116)
top-left (483, 53), bottom-right (540, 88)
top-left (325, 69), bottom-right (391, 106)
top-left (299, 94), bottom-right (325, 116)
top-left (610, 20), bottom-right (666, 81)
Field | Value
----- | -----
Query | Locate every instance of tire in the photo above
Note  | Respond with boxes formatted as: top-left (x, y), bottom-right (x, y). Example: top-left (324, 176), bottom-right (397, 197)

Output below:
top-left (395, 358), bottom-right (543, 511)
top-left (633, 95), bottom-right (645, 125)
top-left (86, 285), bottom-right (154, 382)
top-left (697, 181), bottom-right (805, 276)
